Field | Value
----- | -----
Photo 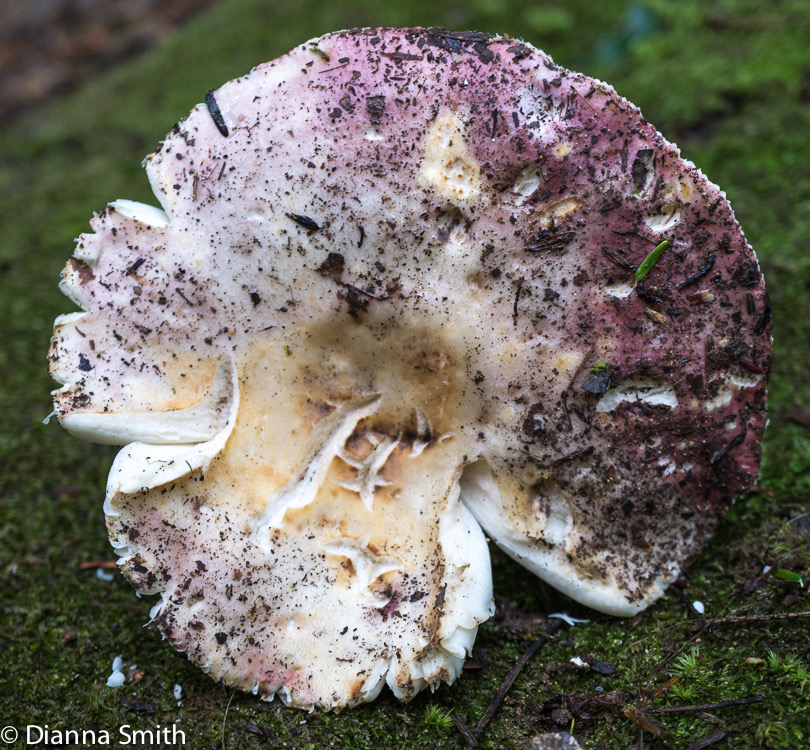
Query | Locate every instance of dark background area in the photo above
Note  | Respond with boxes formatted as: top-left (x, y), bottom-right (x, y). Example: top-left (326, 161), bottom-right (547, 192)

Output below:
top-left (0, 0), bottom-right (221, 124)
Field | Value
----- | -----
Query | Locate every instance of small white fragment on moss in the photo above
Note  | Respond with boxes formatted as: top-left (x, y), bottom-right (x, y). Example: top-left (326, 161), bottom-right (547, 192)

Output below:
top-left (692, 600), bottom-right (705, 614)
top-left (96, 568), bottom-right (114, 582)
top-left (529, 730), bottom-right (583, 750)
top-left (549, 613), bottom-right (590, 627)
top-left (106, 672), bottom-right (125, 688)
top-left (106, 656), bottom-right (125, 687)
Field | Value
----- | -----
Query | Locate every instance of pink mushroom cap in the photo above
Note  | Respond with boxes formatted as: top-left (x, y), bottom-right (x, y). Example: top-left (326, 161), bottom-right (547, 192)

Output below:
top-left (49, 28), bottom-right (770, 710)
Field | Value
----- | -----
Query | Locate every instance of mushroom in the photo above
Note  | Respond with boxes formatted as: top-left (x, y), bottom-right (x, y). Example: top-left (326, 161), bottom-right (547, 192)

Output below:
top-left (48, 28), bottom-right (770, 709)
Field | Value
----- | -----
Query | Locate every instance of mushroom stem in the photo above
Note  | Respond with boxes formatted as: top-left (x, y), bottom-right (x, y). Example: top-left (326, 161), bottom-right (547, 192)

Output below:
top-left (251, 394), bottom-right (382, 547)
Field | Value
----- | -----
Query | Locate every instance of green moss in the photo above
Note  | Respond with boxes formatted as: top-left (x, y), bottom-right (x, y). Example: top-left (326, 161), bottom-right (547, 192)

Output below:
top-left (2, 0), bottom-right (809, 747)
top-left (422, 704), bottom-right (455, 731)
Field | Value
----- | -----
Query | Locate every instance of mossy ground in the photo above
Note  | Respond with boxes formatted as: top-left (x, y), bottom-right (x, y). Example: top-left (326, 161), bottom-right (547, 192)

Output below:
top-left (1, 1), bottom-right (808, 748)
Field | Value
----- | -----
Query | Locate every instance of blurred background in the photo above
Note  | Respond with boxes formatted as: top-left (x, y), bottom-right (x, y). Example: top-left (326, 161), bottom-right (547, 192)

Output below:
top-left (0, 0), bottom-right (221, 125)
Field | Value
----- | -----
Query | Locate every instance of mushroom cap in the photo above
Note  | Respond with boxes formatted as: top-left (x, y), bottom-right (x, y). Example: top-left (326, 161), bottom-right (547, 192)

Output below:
top-left (49, 28), bottom-right (769, 709)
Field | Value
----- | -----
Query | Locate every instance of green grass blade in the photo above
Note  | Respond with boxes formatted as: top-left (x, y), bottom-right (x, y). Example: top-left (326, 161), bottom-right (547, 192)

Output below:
top-left (635, 239), bottom-right (669, 283)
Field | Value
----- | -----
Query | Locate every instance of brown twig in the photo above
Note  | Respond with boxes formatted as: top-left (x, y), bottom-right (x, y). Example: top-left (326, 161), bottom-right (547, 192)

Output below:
top-left (466, 619), bottom-right (563, 748)
top-left (221, 689), bottom-right (235, 750)
top-left (628, 609), bottom-right (810, 650)
top-left (685, 731), bottom-right (726, 750)
top-left (668, 585), bottom-right (707, 622)
top-left (566, 343), bottom-right (597, 393)
top-left (452, 715), bottom-right (477, 747)
top-left (705, 611), bottom-right (810, 625)
top-left (78, 560), bottom-right (117, 570)
top-left (647, 695), bottom-right (763, 714)
top-left (626, 621), bottom-right (701, 648)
